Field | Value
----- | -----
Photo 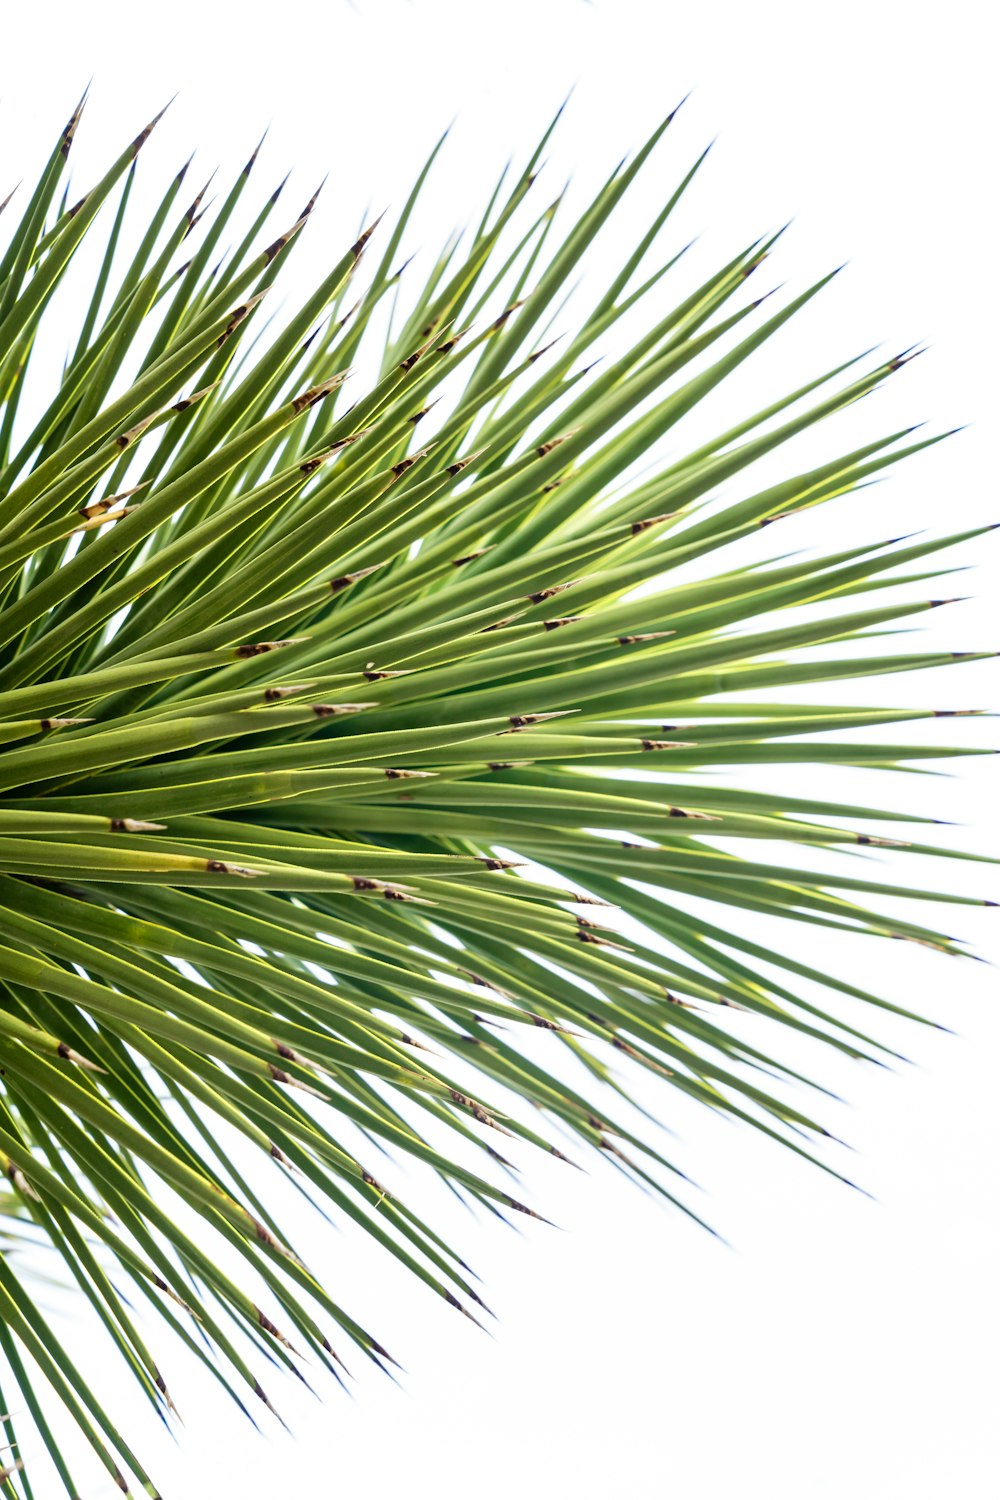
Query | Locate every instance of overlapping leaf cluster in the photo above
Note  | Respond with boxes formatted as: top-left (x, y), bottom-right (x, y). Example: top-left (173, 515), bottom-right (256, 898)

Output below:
top-left (0, 95), bottom-right (992, 1496)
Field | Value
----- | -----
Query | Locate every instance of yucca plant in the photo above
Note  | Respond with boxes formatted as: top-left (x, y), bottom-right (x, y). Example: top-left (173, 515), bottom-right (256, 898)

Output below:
top-left (0, 92), bottom-right (993, 1496)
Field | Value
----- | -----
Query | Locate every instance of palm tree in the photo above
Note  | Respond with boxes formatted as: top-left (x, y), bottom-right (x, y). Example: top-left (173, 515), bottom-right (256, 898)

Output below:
top-left (0, 92), bottom-right (992, 1496)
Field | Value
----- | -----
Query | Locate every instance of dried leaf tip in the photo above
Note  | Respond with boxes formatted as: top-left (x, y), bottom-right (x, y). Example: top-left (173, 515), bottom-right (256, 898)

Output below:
top-left (268, 170), bottom-right (291, 205)
top-left (131, 96), bottom-right (175, 155)
top-left (351, 211), bottom-right (385, 259)
top-left (504, 710), bottom-right (575, 731)
top-left (528, 334), bottom-right (566, 365)
top-left (172, 380), bottom-right (221, 413)
top-left (362, 665), bottom-right (404, 681)
top-left (60, 93), bottom-right (87, 158)
top-left (242, 128), bottom-right (268, 177)
top-left (262, 683), bottom-right (314, 702)
top-left (115, 410), bottom-right (160, 448)
top-left (217, 288), bottom-right (269, 346)
top-left (492, 299), bottom-right (525, 330)
top-left (888, 345), bottom-right (925, 372)
top-left (526, 580), bottom-right (579, 604)
top-left (536, 432), bottom-right (575, 457)
top-left (205, 860), bottom-right (260, 878)
top-left (631, 511), bottom-right (679, 534)
top-left (263, 215), bottom-right (308, 264)
top-left (329, 563), bottom-right (383, 592)
top-left (311, 701), bottom-right (375, 717)
top-left (78, 483), bottom-right (148, 518)
top-left (399, 323), bottom-right (450, 372)
top-left (56, 1041), bottom-right (103, 1071)
top-left (109, 818), bottom-right (166, 833)
top-left (235, 638), bottom-right (305, 657)
top-left (6, 1160), bottom-right (39, 1200)
top-left (446, 449), bottom-right (484, 476)
top-left (184, 172), bottom-right (215, 227)
top-left (503, 1195), bottom-right (553, 1225)
top-left (292, 370), bottom-right (350, 412)
top-left (391, 449), bottom-right (432, 477)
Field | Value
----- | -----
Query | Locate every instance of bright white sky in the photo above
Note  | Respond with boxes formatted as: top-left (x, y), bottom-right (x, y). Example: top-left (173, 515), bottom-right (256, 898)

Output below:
top-left (2, 2), bottom-right (998, 1497)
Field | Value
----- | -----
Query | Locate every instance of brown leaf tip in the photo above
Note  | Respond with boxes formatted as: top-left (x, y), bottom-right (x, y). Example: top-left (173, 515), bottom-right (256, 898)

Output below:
top-left (60, 98), bottom-right (86, 157)
top-left (526, 581), bottom-right (576, 604)
top-left (446, 448), bottom-right (482, 476)
top-left (264, 220), bottom-right (305, 264)
top-left (351, 218), bottom-right (381, 259)
top-left (172, 382), bottom-right (219, 414)
top-left (631, 511), bottom-right (678, 534)
top-left (292, 374), bottom-right (347, 413)
top-left (217, 301), bottom-right (253, 346)
top-left (236, 638), bottom-right (298, 657)
top-left (506, 711), bottom-right (566, 730)
top-left (329, 564), bottom-right (380, 592)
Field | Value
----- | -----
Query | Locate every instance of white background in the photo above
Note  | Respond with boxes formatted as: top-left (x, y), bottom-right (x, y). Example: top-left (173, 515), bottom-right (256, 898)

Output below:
top-left (2, 2), bottom-right (998, 1496)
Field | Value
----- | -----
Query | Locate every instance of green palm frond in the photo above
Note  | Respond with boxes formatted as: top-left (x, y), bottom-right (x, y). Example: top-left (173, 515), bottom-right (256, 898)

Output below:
top-left (0, 93), bottom-right (993, 1496)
